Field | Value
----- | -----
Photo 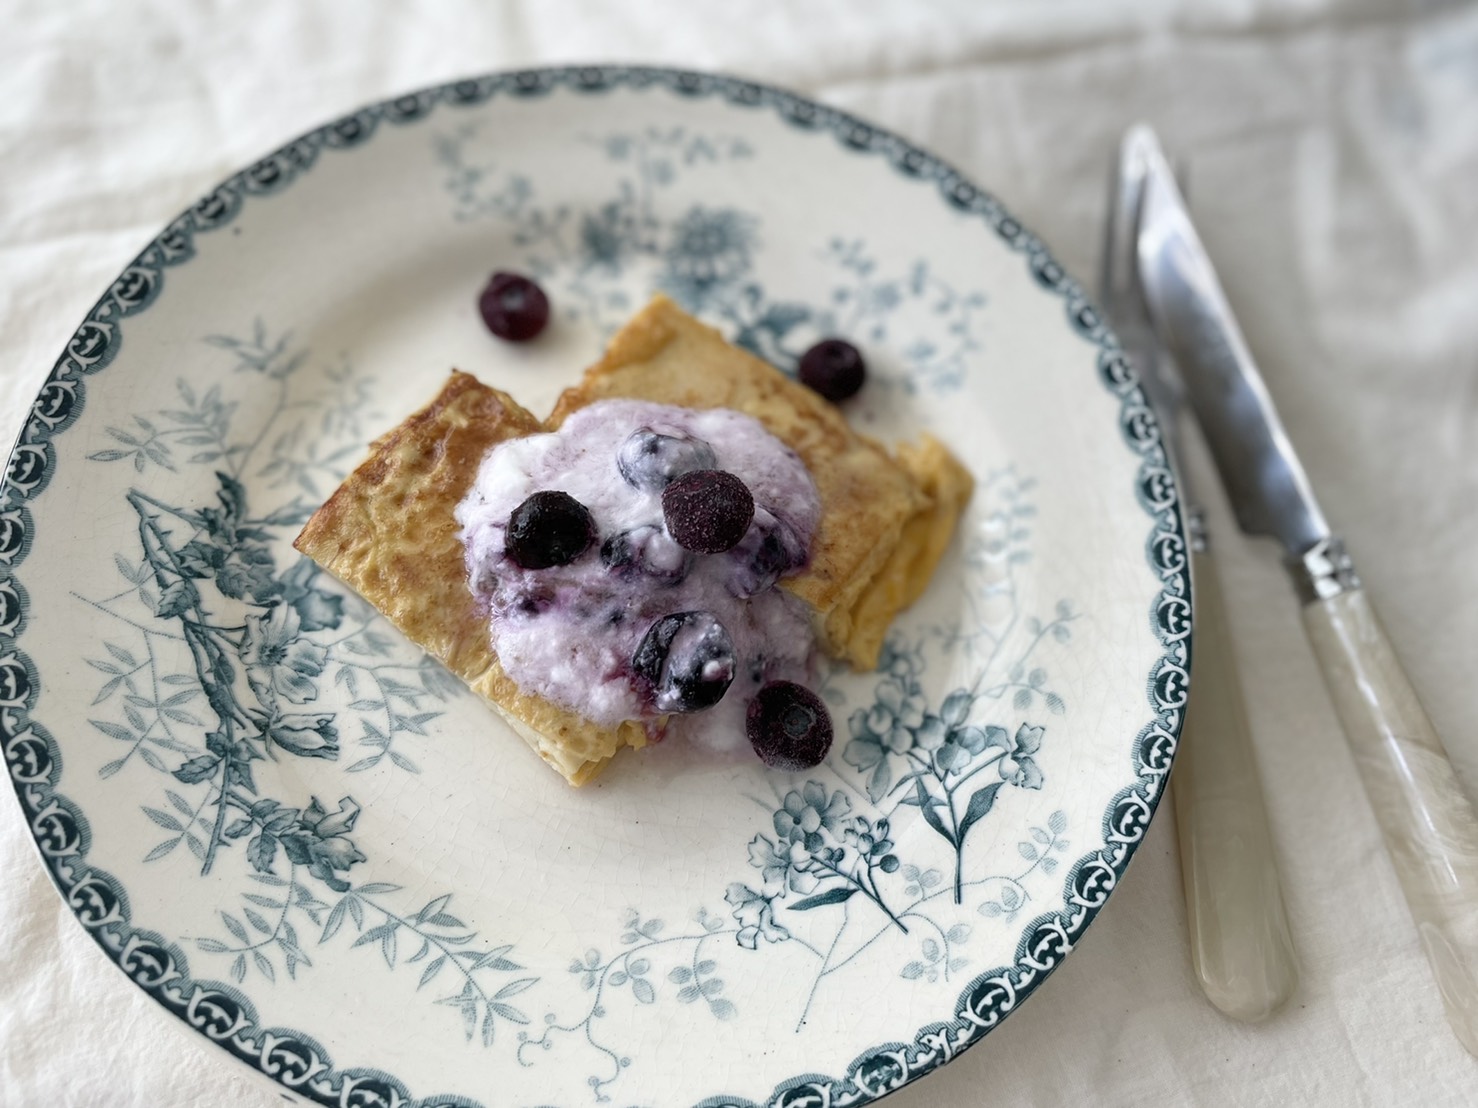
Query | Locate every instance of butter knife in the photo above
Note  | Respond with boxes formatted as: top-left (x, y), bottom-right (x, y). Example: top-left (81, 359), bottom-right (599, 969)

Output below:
top-left (1136, 138), bottom-right (1478, 1056)
top-left (1101, 126), bottom-right (1298, 1022)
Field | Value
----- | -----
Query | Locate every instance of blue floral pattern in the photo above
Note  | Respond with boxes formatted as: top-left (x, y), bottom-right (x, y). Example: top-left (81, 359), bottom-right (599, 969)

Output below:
top-left (0, 67), bottom-right (1190, 1108)
top-left (516, 473), bottom-right (1088, 1100)
top-left (74, 320), bottom-right (541, 1043)
top-left (434, 123), bottom-right (986, 393)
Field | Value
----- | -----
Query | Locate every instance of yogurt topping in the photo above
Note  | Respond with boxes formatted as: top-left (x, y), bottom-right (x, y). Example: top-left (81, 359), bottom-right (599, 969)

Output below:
top-left (455, 399), bottom-right (822, 744)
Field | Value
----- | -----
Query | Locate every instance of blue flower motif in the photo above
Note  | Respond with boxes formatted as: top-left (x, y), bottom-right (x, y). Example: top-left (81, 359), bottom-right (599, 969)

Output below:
top-left (922, 690), bottom-right (989, 773)
top-left (773, 781), bottom-right (849, 854)
top-left (877, 638), bottom-right (923, 685)
top-left (262, 711), bottom-right (339, 760)
top-left (279, 559), bottom-right (344, 633)
top-left (578, 202), bottom-right (636, 275)
top-left (239, 795), bottom-right (364, 892)
top-left (287, 587), bottom-right (343, 634)
top-left (278, 796), bottom-right (366, 892)
top-left (846, 680), bottom-right (925, 758)
top-left (844, 679), bottom-right (930, 801)
top-left (659, 206), bottom-right (756, 307)
top-left (725, 883), bottom-right (790, 950)
top-left (841, 816), bottom-right (899, 872)
top-left (244, 605), bottom-right (327, 705)
top-left (747, 834), bottom-right (818, 895)
top-left (747, 834), bottom-right (789, 886)
top-left (934, 723), bottom-right (989, 773)
top-left (988, 723), bottom-right (1045, 789)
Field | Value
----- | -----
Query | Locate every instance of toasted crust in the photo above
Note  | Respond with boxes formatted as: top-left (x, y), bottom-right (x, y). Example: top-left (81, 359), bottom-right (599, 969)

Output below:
top-left (294, 371), bottom-right (647, 786)
top-left (840, 434), bottom-right (976, 667)
top-left (550, 295), bottom-right (971, 667)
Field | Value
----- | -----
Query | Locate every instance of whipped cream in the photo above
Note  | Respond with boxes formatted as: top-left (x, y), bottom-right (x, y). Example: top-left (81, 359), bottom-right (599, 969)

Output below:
top-left (455, 399), bottom-right (822, 746)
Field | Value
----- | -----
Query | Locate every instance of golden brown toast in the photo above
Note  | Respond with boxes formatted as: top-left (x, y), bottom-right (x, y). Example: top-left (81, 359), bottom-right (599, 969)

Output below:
top-left (548, 295), bottom-right (974, 668)
top-left (293, 371), bottom-right (648, 785)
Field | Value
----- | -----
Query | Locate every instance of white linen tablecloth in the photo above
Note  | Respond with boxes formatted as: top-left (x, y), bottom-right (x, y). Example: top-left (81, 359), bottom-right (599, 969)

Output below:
top-left (3, 1), bottom-right (1476, 1104)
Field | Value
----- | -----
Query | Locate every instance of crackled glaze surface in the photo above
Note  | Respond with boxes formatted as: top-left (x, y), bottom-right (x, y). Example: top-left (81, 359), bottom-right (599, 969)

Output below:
top-left (0, 68), bottom-right (1188, 1107)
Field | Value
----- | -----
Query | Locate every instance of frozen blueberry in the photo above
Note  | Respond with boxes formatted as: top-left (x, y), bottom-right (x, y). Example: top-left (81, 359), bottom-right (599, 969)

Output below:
top-left (662, 470), bottom-right (754, 554)
top-left (505, 491), bottom-right (594, 569)
top-left (798, 338), bottom-right (865, 402)
top-left (632, 611), bottom-right (736, 713)
top-left (746, 681), bottom-right (833, 771)
top-left (617, 428), bottom-right (717, 490)
top-left (502, 587), bottom-right (555, 619)
top-left (600, 524), bottom-right (692, 584)
top-left (478, 271), bottom-right (550, 342)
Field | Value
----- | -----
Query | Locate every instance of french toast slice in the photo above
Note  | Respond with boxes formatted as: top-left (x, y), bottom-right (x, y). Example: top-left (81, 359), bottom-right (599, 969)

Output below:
top-left (296, 296), bottom-right (972, 784)
top-left (549, 295), bottom-right (974, 669)
top-left (293, 371), bottom-right (648, 785)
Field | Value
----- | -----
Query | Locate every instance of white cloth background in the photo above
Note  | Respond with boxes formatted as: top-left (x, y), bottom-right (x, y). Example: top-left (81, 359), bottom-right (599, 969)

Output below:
top-left (3, 1), bottom-right (1476, 1104)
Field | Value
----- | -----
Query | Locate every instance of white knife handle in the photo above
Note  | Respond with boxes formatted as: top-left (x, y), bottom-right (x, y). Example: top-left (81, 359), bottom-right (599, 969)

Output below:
top-left (1174, 548), bottom-right (1299, 1021)
top-left (1302, 586), bottom-right (1478, 1056)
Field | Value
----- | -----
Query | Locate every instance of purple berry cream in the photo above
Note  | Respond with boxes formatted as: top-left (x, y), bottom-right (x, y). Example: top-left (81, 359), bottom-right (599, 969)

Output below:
top-left (455, 399), bottom-right (832, 765)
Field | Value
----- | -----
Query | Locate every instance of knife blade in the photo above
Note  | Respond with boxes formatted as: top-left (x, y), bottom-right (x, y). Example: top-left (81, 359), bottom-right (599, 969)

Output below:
top-left (1136, 142), bottom-right (1478, 1056)
top-left (1101, 125), bottom-right (1297, 1023)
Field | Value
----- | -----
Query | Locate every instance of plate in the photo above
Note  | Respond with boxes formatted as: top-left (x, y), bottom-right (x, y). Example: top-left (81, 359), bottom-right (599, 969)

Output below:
top-left (1, 67), bottom-right (1188, 1107)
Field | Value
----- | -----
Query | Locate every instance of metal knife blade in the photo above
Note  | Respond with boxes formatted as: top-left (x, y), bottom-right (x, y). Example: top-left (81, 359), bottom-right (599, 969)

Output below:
top-left (1134, 148), bottom-right (1330, 558)
top-left (1099, 128), bottom-right (1190, 482)
top-left (1101, 125), bottom-right (1297, 1023)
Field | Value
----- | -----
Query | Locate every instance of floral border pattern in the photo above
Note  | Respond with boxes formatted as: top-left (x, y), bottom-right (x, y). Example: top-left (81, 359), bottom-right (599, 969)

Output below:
top-left (0, 66), bottom-right (1190, 1108)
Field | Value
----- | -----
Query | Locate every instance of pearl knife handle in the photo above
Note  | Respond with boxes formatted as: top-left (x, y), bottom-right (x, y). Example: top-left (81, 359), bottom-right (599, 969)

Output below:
top-left (1174, 546), bottom-right (1299, 1021)
top-left (1302, 581), bottom-right (1478, 1056)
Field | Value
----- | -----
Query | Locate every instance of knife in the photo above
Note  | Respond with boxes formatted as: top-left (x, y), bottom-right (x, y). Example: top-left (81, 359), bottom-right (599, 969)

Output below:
top-left (1102, 127), bottom-right (1298, 1022)
top-left (1135, 136), bottom-right (1478, 1056)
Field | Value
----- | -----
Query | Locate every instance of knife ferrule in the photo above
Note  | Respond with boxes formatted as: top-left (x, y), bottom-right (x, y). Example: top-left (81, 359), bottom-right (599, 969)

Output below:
top-left (1288, 536), bottom-right (1361, 603)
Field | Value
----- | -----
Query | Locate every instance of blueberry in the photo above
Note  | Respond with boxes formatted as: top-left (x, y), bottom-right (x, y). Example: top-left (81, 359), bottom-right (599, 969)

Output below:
top-left (600, 524), bottom-right (691, 584)
top-left (662, 470), bottom-right (754, 554)
top-left (798, 338), bottom-right (865, 402)
top-left (478, 271), bottom-right (550, 342)
top-left (632, 611), bottom-right (736, 713)
top-left (504, 588), bottom-right (555, 618)
top-left (505, 491), bottom-right (594, 569)
top-left (727, 512), bottom-right (806, 597)
top-left (617, 428), bottom-right (717, 490)
top-left (746, 681), bottom-right (833, 770)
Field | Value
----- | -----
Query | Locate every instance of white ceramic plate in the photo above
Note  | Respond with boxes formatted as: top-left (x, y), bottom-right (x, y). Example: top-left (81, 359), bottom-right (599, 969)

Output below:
top-left (2, 67), bottom-right (1189, 1107)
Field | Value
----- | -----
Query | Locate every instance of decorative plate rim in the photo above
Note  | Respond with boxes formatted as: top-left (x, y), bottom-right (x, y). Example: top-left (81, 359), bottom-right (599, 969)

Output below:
top-left (0, 64), bottom-right (1191, 1108)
